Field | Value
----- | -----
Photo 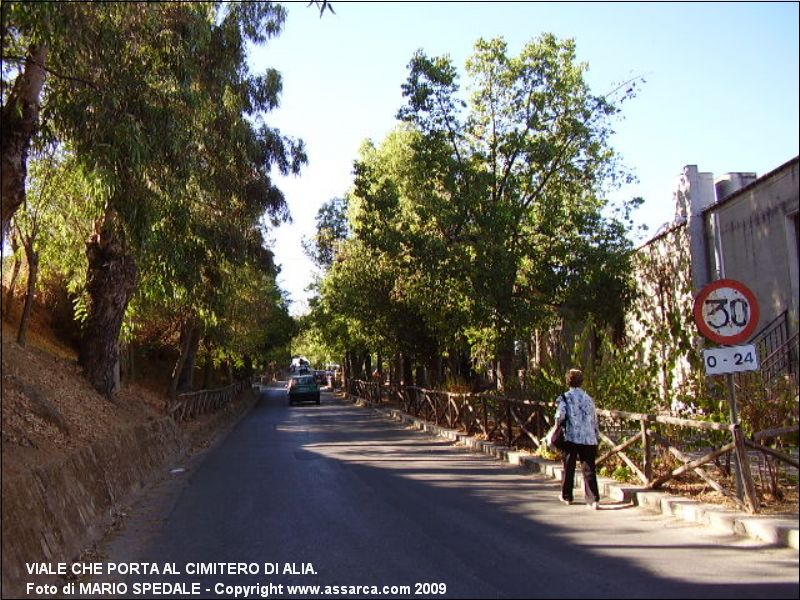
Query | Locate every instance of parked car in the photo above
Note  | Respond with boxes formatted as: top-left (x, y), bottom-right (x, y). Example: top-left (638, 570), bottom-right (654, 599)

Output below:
top-left (314, 370), bottom-right (327, 385)
top-left (287, 374), bottom-right (320, 406)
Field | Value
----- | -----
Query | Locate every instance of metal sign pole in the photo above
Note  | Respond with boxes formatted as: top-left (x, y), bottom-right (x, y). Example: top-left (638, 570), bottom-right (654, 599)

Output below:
top-left (694, 279), bottom-right (760, 506)
top-left (726, 373), bottom-right (744, 501)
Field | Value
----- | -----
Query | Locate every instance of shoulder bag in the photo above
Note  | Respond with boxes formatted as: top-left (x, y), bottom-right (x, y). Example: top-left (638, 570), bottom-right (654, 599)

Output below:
top-left (546, 393), bottom-right (568, 451)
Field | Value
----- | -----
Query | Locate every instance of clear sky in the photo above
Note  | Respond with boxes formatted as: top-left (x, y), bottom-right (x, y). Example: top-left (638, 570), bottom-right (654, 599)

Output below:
top-left (250, 1), bottom-right (800, 315)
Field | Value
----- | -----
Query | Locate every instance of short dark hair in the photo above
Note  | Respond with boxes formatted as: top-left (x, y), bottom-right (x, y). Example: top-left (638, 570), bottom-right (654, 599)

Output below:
top-left (567, 369), bottom-right (583, 388)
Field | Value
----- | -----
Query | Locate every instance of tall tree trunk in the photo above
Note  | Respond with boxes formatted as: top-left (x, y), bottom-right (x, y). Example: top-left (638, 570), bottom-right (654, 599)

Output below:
top-left (16, 243), bottom-right (38, 347)
top-left (426, 352), bottom-right (441, 388)
top-left (171, 318), bottom-right (201, 397)
top-left (349, 350), bottom-right (363, 380)
top-left (342, 352), bottom-right (349, 389)
top-left (79, 218), bottom-right (138, 398)
top-left (120, 342), bottom-right (135, 382)
top-left (3, 229), bottom-right (22, 320)
top-left (496, 339), bottom-right (516, 393)
top-left (179, 322), bottom-right (202, 391)
top-left (447, 351), bottom-right (458, 383)
top-left (461, 350), bottom-right (475, 382)
top-left (1, 44), bottom-right (48, 238)
top-left (402, 353), bottom-right (413, 387)
top-left (415, 364), bottom-right (426, 387)
top-left (201, 340), bottom-right (214, 389)
top-left (363, 351), bottom-right (372, 380)
top-left (391, 352), bottom-right (401, 386)
top-left (202, 355), bottom-right (213, 389)
top-left (349, 351), bottom-right (358, 380)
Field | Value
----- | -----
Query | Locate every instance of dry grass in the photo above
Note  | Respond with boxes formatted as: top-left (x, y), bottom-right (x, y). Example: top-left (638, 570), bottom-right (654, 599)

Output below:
top-left (1, 309), bottom-right (162, 477)
top-left (661, 476), bottom-right (799, 516)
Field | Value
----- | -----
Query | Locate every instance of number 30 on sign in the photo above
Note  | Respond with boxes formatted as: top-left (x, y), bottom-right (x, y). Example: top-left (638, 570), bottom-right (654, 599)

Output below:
top-left (693, 279), bottom-right (760, 346)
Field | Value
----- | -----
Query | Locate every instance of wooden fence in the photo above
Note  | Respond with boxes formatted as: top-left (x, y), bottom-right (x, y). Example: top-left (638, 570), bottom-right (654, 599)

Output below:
top-left (348, 380), bottom-right (799, 514)
top-left (168, 377), bottom-right (252, 422)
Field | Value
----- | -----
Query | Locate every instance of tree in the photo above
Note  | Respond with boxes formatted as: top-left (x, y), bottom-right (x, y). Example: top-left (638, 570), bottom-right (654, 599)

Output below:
top-left (303, 196), bottom-right (349, 270)
top-left (396, 35), bottom-right (638, 389)
top-left (9, 145), bottom-right (97, 346)
top-left (313, 36), bottom-right (639, 391)
top-left (0, 7), bottom-right (48, 238)
top-left (3, 3), bottom-right (307, 396)
top-left (11, 147), bottom-right (51, 347)
top-left (346, 129), bottom-right (474, 384)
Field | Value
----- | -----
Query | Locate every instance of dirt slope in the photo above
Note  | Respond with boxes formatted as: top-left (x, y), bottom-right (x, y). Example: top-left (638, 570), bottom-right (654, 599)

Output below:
top-left (1, 314), bottom-right (165, 479)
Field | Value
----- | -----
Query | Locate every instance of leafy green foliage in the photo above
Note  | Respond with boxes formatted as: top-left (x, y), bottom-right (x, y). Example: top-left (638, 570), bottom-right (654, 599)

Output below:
top-left (312, 34), bottom-right (639, 389)
top-left (3, 2), bottom-right (309, 392)
top-left (303, 196), bottom-right (349, 270)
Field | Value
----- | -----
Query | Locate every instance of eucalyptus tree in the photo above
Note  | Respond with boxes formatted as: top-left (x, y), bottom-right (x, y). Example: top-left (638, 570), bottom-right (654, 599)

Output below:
top-left (2, 3), bottom-right (307, 396)
top-left (135, 38), bottom-right (305, 396)
top-left (11, 147), bottom-right (53, 347)
top-left (303, 196), bottom-right (349, 270)
top-left (320, 239), bottom-right (393, 376)
top-left (303, 289), bottom-right (359, 380)
top-left (0, 2), bottom-right (50, 238)
top-left (397, 35), bottom-right (638, 389)
top-left (304, 193), bottom-right (401, 380)
top-left (9, 146), bottom-right (98, 346)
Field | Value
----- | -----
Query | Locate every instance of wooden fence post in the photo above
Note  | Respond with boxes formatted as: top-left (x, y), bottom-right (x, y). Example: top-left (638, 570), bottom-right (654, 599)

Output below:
top-left (641, 416), bottom-right (652, 483)
top-left (505, 399), bottom-right (513, 447)
top-left (732, 425), bottom-right (760, 514)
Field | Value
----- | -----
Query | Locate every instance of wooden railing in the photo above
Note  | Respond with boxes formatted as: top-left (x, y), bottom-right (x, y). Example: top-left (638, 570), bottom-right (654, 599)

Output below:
top-left (348, 380), bottom-right (799, 514)
top-left (168, 377), bottom-right (252, 422)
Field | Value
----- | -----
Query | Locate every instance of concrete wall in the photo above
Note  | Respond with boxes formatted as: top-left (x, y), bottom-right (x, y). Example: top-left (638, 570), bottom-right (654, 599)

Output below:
top-left (1, 391), bottom-right (257, 597)
top-left (627, 223), bottom-right (697, 406)
top-left (1, 419), bottom-right (184, 595)
top-left (704, 158), bottom-right (800, 336)
top-left (620, 158), bottom-right (798, 407)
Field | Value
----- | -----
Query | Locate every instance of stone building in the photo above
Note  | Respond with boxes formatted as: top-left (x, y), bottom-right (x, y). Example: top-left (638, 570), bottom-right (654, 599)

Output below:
top-left (629, 156), bottom-right (799, 402)
top-left (704, 158), bottom-right (799, 340)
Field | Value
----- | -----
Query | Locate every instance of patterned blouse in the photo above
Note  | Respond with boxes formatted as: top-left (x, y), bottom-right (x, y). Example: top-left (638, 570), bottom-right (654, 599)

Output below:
top-left (555, 387), bottom-right (600, 445)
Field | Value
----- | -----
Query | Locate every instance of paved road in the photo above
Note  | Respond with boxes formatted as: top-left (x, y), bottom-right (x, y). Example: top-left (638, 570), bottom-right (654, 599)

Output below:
top-left (87, 385), bottom-right (798, 599)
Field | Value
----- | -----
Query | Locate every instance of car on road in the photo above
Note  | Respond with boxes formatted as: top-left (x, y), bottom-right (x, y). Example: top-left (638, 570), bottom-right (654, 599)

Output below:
top-left (314, 370), bottom-right (328, 385)
top-left (287, 374), bottom-right (320, 406)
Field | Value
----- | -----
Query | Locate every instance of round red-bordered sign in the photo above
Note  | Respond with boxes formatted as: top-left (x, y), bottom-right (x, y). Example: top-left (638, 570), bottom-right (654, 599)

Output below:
top-left (693, 279), bottom-right (760, 345)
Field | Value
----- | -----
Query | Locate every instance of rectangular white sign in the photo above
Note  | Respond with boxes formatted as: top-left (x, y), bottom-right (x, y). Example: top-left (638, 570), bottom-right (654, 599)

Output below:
top-left (703, 344), bottom-right (759, 375)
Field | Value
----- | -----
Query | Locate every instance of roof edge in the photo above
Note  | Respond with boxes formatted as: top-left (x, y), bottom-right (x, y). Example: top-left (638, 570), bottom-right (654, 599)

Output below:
top-left (703, 155), bottom-right (799, 215)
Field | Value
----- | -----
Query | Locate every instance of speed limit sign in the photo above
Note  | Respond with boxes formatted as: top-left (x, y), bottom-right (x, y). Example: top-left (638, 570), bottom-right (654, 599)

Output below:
top-left (693, 279), bottom-right (760, 345)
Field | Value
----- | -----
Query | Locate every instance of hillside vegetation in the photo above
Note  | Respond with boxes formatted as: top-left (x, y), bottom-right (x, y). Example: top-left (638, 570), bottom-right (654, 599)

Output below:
top-left (3, 3), bottom-right (300, 406)
top-left (1, 294), bottom-right (165, 477)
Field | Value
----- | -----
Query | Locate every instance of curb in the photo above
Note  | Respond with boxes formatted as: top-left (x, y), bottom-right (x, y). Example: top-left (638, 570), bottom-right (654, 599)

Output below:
top-left (366, 403), bottom-right (799, 552)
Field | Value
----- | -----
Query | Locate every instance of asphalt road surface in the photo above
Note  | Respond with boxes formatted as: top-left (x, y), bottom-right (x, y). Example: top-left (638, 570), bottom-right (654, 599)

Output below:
top-left (77, 384), bottom-right (798, 599)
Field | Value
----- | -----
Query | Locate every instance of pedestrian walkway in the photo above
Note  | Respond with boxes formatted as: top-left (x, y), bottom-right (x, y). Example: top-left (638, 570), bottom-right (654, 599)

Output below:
top-left (364, 402), bottom-right (799, 552)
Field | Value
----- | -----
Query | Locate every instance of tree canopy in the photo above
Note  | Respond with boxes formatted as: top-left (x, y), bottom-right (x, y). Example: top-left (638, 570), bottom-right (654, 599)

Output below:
top-left (2, 2), bottom-right (310, 396)
top-left (308, 35), bottom-right (640, 389)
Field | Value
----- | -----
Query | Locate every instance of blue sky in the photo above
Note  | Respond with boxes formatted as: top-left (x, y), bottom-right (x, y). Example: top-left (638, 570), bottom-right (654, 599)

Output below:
top-left (251, 1), bottom-right (800, 314)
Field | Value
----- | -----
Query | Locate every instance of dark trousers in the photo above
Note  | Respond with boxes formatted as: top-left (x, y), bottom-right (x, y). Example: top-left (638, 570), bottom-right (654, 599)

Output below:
top-left (561, 442), bottom-right (600, 504)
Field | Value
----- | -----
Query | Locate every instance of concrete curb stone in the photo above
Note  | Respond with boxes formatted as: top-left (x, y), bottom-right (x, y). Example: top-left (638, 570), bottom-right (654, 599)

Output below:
top-left (366, 403), bottom-right (799, 551)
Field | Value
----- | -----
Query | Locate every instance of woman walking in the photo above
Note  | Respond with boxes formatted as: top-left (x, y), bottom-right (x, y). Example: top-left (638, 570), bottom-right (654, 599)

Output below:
top-left (555, 369), bottom-right (601, 509)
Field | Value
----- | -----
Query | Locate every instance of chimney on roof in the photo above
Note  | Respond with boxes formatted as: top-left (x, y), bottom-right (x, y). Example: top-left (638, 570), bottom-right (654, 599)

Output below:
top-left (673, 165), bottom-right (716, 292)
top-left (714, 172), bottom-right (757, 202)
